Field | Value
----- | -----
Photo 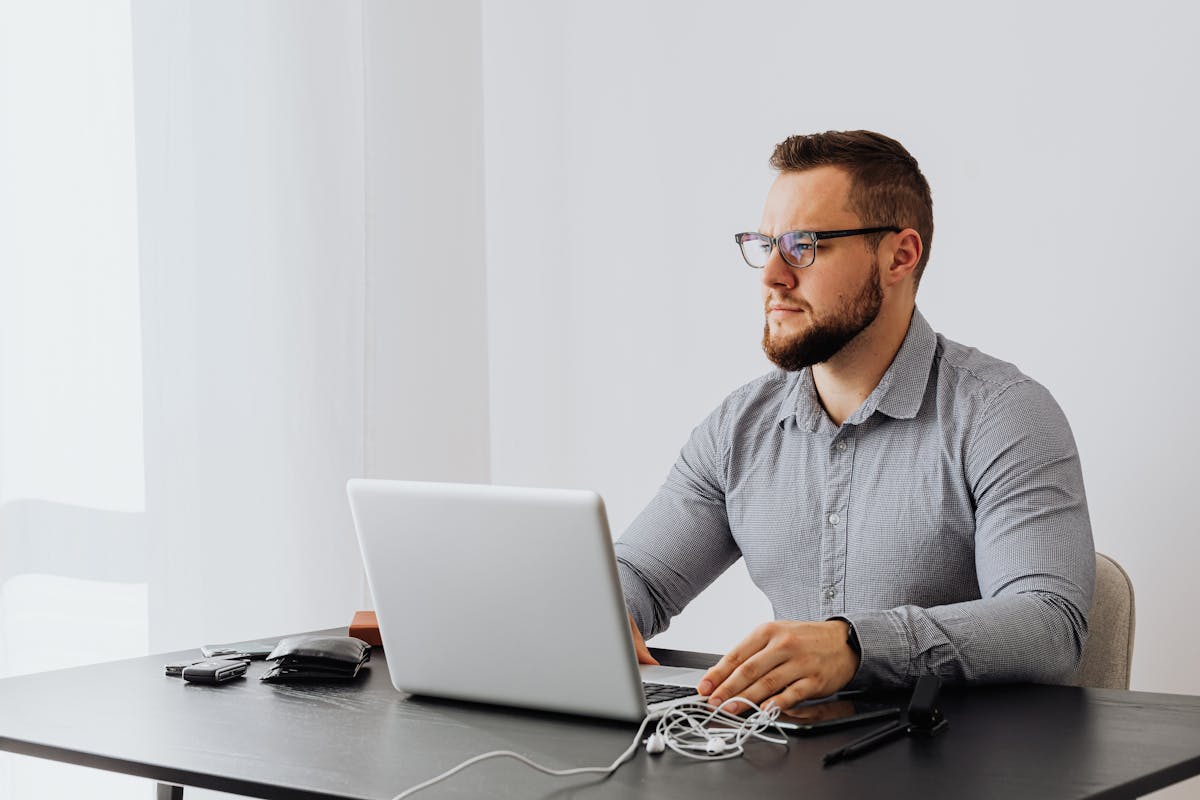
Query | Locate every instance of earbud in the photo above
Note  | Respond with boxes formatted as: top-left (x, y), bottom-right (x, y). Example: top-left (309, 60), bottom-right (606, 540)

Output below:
top-left (644, 733), bottom-right (666, 755)
top-left (705, 738), bottom-right (727, 755)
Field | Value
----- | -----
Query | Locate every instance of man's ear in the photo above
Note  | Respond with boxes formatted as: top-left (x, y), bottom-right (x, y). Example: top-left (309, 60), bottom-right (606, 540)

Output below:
top-left (883, 228), bottom-right (922, 287)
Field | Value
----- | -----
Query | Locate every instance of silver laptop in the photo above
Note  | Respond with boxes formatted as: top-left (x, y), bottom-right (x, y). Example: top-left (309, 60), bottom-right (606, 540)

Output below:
top-left (346, 479), bottom-right (707, 722)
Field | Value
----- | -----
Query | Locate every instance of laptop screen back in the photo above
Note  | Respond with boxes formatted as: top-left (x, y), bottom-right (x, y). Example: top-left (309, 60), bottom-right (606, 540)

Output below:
top-left (347, 479), bottom-right (649, 721)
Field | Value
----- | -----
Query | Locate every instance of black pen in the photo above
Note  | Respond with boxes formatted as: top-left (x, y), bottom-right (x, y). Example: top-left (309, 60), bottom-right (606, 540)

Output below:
top-left (822, 721), bottom-right (909, 766)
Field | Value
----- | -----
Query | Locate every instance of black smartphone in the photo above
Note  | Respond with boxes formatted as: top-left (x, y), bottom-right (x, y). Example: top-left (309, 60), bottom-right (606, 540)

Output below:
top-left (773, 695), bottom-right (900, 735)
top-left (201, 641), bottom-right (277, 660)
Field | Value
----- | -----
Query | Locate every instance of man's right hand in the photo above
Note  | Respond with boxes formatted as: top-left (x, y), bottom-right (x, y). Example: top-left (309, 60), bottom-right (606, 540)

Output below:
top-left (629, 614), bottom-right (659, 665)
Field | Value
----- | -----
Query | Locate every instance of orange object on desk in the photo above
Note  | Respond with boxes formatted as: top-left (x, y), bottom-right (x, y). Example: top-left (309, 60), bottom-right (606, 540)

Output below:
top-left (349, 610), bottom-right (382, 648)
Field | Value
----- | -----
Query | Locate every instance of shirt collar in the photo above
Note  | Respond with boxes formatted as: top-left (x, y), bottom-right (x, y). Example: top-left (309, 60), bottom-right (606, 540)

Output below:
top-left (776, 307), bottom-right (937, 431)
top-left (775, 368), bottom-right (823, 432)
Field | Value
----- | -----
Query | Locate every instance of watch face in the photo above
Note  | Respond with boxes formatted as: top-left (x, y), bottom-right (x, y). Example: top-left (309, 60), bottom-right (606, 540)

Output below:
top-left (846, 623), bottom-right (862, 655)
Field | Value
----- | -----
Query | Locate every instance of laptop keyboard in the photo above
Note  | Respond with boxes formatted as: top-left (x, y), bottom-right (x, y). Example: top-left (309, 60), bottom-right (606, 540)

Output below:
top-left (643, 682), bottom-right (698, 704)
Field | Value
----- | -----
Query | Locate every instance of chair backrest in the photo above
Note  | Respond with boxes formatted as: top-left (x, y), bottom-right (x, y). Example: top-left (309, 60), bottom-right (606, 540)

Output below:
top-left (1071, 552), bottom-right (1135, 689)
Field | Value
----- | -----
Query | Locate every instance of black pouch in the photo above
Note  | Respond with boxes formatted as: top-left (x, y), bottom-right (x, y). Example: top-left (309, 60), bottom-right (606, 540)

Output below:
top-left (260, 635), bottom-right (371, 682)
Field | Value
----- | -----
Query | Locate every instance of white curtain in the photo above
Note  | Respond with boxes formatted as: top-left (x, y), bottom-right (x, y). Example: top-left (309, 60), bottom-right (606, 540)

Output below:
top-left (1, 1), bottom-right (368, 797)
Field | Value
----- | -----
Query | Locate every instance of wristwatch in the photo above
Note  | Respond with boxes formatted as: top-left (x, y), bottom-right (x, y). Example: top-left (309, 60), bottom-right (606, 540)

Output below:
top-left (841, 619), bottom-right (862, 657)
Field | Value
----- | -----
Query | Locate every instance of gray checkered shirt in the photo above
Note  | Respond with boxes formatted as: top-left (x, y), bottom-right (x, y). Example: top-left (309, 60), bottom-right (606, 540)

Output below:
top-left (615, 308), bottom-right (1094, 688)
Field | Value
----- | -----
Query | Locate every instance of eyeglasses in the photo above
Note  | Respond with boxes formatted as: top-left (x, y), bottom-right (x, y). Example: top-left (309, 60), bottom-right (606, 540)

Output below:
top-left (733, 227), bottom-right (901, 269)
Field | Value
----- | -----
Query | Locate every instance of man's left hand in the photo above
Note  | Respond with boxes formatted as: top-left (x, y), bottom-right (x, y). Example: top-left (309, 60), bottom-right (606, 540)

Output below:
top-left (697, 620), bottom-right (860, 714)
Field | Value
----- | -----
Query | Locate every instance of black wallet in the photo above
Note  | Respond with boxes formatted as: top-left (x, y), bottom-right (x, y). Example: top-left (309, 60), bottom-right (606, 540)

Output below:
top-left (260, 635), bottom-right (371, 682)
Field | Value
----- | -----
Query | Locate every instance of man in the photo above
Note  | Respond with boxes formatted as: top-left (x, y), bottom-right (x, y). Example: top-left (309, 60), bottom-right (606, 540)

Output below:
top-left (615, 130), bottom-right (1094, 714)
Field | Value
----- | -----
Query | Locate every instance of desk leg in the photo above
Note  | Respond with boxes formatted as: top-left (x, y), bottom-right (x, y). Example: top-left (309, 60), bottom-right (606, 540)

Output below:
top-left (157, 783), bottom-right (184, 799)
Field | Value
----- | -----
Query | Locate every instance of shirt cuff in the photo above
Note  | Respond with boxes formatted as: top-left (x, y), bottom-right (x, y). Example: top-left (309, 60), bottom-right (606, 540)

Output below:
top-left (832, 610), bottom-right (913, 689)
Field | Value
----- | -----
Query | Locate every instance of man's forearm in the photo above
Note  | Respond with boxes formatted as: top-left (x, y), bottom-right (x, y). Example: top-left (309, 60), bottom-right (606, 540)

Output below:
top-left (841, 590), bottom-right (1089, 687)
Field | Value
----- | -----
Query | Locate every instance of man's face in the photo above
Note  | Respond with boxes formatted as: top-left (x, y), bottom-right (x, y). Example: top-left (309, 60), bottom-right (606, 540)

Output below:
top-left (759, 166), bottom-right (884, 372)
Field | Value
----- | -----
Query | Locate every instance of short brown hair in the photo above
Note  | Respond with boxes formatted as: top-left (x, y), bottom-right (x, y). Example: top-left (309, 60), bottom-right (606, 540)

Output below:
top-left (770, 130), bottom-right (934, 286)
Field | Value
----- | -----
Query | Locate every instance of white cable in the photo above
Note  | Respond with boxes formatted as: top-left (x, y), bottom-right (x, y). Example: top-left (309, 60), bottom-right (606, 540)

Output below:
top-left (390, 714), bottom-right (656, 800)
top-left (390, 697), bottom-right (788, 800)
top-left (653, 698), bottom-right (787, 761)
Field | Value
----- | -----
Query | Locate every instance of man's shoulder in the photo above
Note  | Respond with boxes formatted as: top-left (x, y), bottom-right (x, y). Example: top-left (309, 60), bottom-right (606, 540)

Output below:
top-left (932, 332), bottom-right (1035, 404)
top-left (727, 368), bottom-right (794, 400)
top-left (931, 332), bottom-right (1079, 478)
top-left (725, 368), bottom-right (795, 409)
top-left (702, 369), bottom-right (795, 428)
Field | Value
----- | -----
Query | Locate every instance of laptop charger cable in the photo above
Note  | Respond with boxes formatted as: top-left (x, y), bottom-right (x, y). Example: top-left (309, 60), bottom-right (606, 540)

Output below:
top-left (389, 698), bottom-right (788, 800)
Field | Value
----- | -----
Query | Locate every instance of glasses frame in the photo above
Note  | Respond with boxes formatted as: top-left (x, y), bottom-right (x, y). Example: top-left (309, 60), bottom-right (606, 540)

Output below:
top-left (734, 226), bottom-right (902, 269)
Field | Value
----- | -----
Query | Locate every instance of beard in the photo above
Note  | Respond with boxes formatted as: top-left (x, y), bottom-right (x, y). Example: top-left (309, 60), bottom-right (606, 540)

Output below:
top-left (761, 264), bottom-right (884, 372)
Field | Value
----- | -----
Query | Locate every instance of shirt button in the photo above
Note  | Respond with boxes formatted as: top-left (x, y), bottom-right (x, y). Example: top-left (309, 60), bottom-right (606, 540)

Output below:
top-left (824, 586), bottom-right (837, 600)
top-left (836, 441), bottom-right (848, 452)
top-left (828, 512), bottom-right (841, 525)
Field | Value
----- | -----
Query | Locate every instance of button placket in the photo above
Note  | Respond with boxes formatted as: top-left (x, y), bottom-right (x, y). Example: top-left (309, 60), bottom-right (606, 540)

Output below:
top-left (820, 429), bottom-right (855, 616)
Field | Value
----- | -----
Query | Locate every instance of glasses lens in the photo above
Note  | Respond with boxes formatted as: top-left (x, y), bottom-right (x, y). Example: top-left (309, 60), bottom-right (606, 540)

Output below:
top-left (737, 233), bottom-right (772, 268)
top-left (778, 232), bottom-right (815, 268)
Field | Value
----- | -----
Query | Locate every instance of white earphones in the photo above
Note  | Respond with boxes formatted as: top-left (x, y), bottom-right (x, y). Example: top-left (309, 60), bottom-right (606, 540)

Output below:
top-left (644, 698), bottom-right (786, 761)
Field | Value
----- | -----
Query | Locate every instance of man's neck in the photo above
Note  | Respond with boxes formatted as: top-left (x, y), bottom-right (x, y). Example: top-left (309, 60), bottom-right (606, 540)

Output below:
top-left (811, 303), bottom-right (915, 427)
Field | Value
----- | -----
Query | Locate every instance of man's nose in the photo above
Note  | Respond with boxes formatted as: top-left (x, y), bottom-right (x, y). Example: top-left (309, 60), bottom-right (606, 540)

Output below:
top-left (761, 246), bottom-right (797, 291)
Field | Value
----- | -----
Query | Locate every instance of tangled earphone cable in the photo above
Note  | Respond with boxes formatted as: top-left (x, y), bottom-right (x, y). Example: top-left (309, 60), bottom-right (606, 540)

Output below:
top-left (649, 697), bottom-right (788, 760)
top-left (390, 698), bottom-right (788, 800)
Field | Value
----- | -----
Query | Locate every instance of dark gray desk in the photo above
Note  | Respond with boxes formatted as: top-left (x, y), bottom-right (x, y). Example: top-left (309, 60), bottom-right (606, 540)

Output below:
top-left (2, 635), bottom-right (1200, 799)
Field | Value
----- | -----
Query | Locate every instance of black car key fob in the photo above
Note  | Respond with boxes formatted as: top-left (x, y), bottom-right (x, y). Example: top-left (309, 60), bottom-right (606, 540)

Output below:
top-left (182, 659), bottom-right (249, 684)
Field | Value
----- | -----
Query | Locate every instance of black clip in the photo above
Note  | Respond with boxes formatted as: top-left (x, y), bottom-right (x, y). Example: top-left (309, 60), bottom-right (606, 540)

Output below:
top-left (906, 674), bottom-right (950, 737)
top-left (823, 675), bottom-right (948, 765)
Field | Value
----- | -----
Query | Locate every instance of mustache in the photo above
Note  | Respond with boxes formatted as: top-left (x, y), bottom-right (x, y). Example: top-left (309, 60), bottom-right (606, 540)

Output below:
top-left (764, 294), bottom-right (809, 313)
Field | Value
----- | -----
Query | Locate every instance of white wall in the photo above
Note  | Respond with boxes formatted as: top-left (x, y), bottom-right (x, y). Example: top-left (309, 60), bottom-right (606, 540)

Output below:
top-left (0, 0), bottom-right (144, 515)
top-left (483, 0), bottom-right (1200, 714)
top-left (132, 0), bottom-right (368, 652)
top-left (362, 0), bottom-right (491, 485)
top-left (132, 0), bottom-right (494, 647)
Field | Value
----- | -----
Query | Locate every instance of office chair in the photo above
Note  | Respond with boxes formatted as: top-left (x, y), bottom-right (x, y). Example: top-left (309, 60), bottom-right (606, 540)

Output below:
top-left (1071, 552), bottom-right (1136, 690)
